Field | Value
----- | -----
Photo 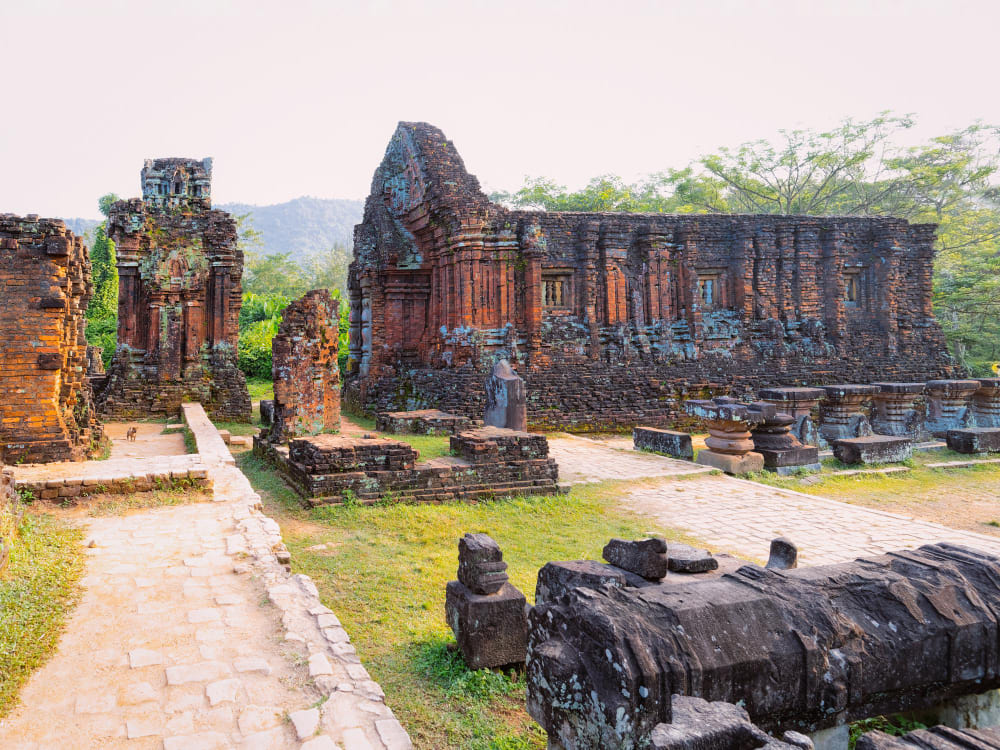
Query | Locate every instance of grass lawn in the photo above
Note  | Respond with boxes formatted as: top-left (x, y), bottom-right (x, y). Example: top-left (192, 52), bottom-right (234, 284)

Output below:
top-left (0, 507), bottom-right (85, 717)
top-left (247, 378), bottom-right (274, 402)
top-left (237, 452), bottom-right (699, 750)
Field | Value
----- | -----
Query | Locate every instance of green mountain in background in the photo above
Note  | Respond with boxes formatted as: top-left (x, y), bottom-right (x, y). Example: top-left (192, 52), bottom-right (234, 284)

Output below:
top-left (61, 196), bottom-right (364, 261)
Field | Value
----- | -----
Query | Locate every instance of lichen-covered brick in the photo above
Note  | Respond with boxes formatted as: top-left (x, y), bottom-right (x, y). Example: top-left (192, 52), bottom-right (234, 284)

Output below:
top-left (97, 158), bottom-right (250, 421)
top-left (0, 215), bottom-right (103, 463)
top-left (344, 122), bottom-right (960, 431)
top-left (269, 289), bottom-right (340, 442)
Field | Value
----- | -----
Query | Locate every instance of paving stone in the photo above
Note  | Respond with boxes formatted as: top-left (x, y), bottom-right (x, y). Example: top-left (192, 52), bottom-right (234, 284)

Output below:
top-left (165, 661), bottom-right (228, 686)
top-left (120, 681), bottom-right (159, 705)
top-left (242, 726), bottom-right (289, 750)
top-left (309, 653), bottom-right (334, 677)
top-left (125, 718), bottom-right (162, 739)
top-left (290, 707), bottom-right (321, 740)
top-left (376, 718), bottom-right (413, 749)
top-left (238, 704), bottom-right (283, 733)
top-left (341, 727), bottom-right (377, 749)
top-left (301, 736), bottom-right (342, 750)
top-left (163, 731), bottom-right (228, 750)
top-left (128, 648), bottom-right (165, 668)
top-left (187, 608), bottom-right (222, 623)
top-left (214, 594), bottom-right (243, 605)
top-left (75, 692), bottom-right (116, 714)
top-left (233, 656), bottom-right (271, 675)
top-left (205, 678), bottom-right (241, 707)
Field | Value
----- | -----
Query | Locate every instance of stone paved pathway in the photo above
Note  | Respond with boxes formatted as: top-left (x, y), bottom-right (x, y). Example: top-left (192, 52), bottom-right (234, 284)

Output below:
top-left (0, 406), bottom-right (409, 750)
top-left (549, 435), bottom-right (1000, 565)
top-left (547, 434), bottom-right (710, 484)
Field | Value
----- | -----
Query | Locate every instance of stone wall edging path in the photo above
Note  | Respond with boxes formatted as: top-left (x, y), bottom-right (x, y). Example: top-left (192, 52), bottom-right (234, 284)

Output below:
top-left (183, 403), bottom-right (412, 750)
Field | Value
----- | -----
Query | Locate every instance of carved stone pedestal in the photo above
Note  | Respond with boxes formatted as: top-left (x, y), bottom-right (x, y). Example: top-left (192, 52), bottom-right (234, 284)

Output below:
top-left (759, 387), bottom-right (826, 446)
top-left (871, 382), bottom-right (925, 437)
top-left (686, 397), bottom-right (766, 475)
top-left (818, 384), bottom-right (878, 444)
top-left (924, 379), bottom-right (980, 437)
top-left (973, 379), bottom-right (1000, 428)
top-left (751, 411), bottom-right (820, 475)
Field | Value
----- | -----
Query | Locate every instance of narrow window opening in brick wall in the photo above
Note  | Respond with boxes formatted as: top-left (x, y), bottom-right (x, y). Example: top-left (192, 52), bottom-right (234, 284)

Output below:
top-left (845, 272), bottom-right (861, 307)
top-left (542, 274), bottom-right (572, 308)
top-left (698, 275), bottom-right (719, 309)
top-left (174, 181), bottom-right (183, 195)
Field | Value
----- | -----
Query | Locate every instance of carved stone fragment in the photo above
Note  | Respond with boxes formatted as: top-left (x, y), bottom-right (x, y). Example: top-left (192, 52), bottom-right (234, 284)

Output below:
top-left (485, 359), bottom-right (527, 432)
top-left (603, 537), bottom-right (669, 580)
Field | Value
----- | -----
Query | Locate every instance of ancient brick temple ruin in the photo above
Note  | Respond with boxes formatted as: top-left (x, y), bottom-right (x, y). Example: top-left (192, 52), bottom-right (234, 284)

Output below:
top-left (268, 289), bottom-right (341, 443)
top-left (97, 158), bottom-right (250, 420)
top-left (0, 215), bottom-right (102, 463)
top-left (345, 122), bottom-right (960, 431)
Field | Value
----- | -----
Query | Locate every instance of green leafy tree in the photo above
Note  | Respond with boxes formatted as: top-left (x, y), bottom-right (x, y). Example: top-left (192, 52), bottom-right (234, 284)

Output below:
top-left (85, 193), bottom-right (121, 366)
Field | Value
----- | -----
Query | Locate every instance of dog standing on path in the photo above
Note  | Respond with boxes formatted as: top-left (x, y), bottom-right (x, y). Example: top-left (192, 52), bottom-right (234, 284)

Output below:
top-left (126, 426), bottom-right (137, 442)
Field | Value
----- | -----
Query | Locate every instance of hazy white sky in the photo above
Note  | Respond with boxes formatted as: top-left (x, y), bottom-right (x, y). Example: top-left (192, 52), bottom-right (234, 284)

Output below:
top-left (2, 0), bottom-right (997, 218)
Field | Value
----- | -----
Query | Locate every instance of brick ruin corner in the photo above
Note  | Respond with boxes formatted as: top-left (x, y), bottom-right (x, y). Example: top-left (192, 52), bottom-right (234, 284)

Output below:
top-left (0, 214), bottom-right (104, 463)
top-left (268, 288), bottom-right (341, 443)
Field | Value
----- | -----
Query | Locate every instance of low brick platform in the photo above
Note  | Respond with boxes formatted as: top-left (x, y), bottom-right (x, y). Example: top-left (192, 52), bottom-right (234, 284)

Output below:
top-left (375, 409), bottom-right (473, 435)
top-left (946, 427), bottom-right (1000, 454)
top-left (256, 427), bottom-right (560, 505)
top-left (12, 454), bottom-right (211, 502)
top-left (833, 435), bottom-right (912, 465)
top-left (633, 427), bottom-right (693, 460)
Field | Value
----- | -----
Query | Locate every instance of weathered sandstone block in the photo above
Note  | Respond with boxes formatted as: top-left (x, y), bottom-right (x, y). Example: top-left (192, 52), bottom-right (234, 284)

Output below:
top-left (818, 384), bottom-right (878, 443)
top-left (633, 427), bottom-right (693, 460)
top-left (871, 382), bottom-right (925, 437)
top-left (946, 427), bottom-right (1000, 454)
top-left (833, 435), bottom-right (912, 465)
top-left (484, 360), bottom-right (527, 432)
top-left (924, 379), bottom-right (980, 437)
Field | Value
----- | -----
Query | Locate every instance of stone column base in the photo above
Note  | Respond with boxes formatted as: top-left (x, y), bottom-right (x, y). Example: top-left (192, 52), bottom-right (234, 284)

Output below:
top-left (695, 450), bottom-right (764, 474)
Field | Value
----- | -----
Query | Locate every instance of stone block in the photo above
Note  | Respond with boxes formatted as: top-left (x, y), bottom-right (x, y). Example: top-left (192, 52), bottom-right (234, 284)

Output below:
top-left (666, 543), bottom-right (718, 573)
top-left (633, 427), bottom-right (693, 460)
top-left (602, 537), bottom-right (668, 580)
top-left (833, 435), bottom-right (912, 465)
top-left (534, 560), bottom-right (626, 605)
top-left (445, 580), bottom-right (527, 669)
top-left (858, 725), bottom-right (1000, 749)
top-left (457, 533), bottom-right (508, 595)
top-left (946, 428), bottom-right (1000, 454)
top-left (695, 450), bottom-right (764, 474)
top-left (485, 359), bottom-right (527, 432)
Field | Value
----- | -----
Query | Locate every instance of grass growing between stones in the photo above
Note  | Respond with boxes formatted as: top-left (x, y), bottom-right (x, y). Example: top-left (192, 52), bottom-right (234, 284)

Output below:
top-left (237, 452), bottom-right (698, 750)
top-left (0, 509), bottom-right (85, 717)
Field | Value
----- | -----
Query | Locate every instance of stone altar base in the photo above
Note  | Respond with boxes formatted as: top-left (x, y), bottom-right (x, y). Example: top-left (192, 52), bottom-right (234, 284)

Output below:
top-left (946, 428), bottom-right (1000, 454)
top-left (833, 435), bottom-right (912, 465)
top-left (633, 426), bottom-right (693, 459)
top-left (445, 581), bottom-right (527, 669)
top-left (696, 450), bottom-right (764, 474)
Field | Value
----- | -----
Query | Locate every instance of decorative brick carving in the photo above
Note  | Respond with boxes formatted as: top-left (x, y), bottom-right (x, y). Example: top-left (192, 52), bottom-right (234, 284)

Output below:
top-left (98, 158), bottom-right (250, 421)
top-left (345, 122), bottom-right (960, 431)
top-left (0, 215), bottom-right (103, 463)
top-left (269, 289), bottom-right (340, 443)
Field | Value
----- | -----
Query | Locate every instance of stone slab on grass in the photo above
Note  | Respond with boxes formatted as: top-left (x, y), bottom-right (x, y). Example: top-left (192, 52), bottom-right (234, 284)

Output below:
top-left (633, 427), bottom-right (694, 460)
top-left (833, 436), bottom-right (912, 465)
top-left (947, 427), bottom-right (1000, 454)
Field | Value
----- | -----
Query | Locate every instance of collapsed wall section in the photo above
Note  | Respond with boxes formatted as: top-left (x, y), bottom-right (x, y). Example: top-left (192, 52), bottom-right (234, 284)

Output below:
top-left (0, 215), bottom-right (102, 462)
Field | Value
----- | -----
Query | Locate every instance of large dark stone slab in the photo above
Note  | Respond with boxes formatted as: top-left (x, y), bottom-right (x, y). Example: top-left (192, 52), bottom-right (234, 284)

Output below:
top-left (946, 427), bottom-right (1000, 454)
top-left (833, 435), bottom-right (912, 465)
top-left (535, 560), bottom-right (626, 605)
top-left (526, 543), bottom-right (1000, 748)
top-left (634, 427), bottom-right (694, 460)
top-left (858, 726), bottom-right (1000, 749)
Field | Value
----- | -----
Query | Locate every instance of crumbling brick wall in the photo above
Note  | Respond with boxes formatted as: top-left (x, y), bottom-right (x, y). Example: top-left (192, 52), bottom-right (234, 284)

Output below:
top-left (98, 158), bottom-right (251, 421)
top-left (269, 289), bottom-right (341, 442)
top-left (344, 122), bottom-right (962, 430)
top-left (0, 215), bottom-right (103, 462)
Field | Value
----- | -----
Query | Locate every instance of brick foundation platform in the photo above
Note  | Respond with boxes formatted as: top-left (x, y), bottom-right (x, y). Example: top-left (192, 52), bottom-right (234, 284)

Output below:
top-left (375, 409), bottom-right (473, 435)
top-left (255, 427), bottom-right (560, 505)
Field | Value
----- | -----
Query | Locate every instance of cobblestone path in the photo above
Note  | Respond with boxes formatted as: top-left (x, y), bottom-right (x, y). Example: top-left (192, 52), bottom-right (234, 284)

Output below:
top-left (550, 435), bottom-right (1000, 565)
top-left (1, 410), bottom-right (408, 750)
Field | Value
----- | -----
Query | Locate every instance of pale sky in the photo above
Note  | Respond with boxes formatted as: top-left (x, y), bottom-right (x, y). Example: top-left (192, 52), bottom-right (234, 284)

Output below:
top-left (1, 0), bottom-right (997, 219)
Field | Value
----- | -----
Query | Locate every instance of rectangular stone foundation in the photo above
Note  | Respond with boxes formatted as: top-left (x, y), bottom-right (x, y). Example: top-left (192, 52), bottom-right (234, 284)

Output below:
top-left (833, 435), bottom-right (912, 465)
top-left (947, 428), bottom-right (1000, 454)
top-left (376, 409), bottom-right (473, 435)
top-left (255, 427), bottom-right (561, 505)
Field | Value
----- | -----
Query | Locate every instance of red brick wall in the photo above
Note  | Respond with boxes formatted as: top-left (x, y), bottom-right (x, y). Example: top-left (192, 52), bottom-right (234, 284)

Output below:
top-left (0, 215), bottom-right (102, 462)
top-left (345, 123), bottom-right (961, 430)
